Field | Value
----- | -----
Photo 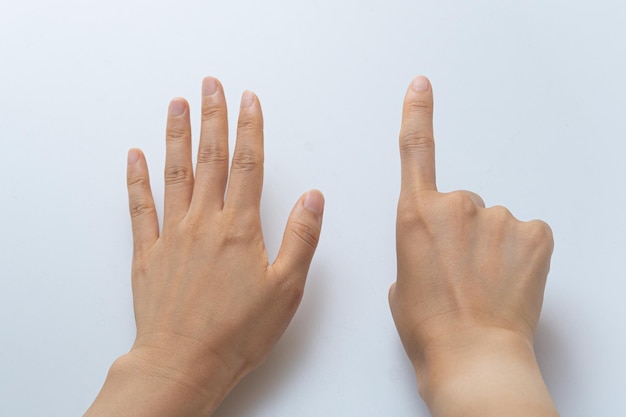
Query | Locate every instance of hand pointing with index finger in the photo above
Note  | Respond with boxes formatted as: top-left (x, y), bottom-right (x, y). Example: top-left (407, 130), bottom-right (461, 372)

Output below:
top-left (390, 77), bottom-right (559, 417)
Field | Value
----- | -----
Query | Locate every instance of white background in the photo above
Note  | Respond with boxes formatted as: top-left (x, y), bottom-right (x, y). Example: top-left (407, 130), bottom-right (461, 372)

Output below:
top-left (1, 1), bottom-right (625, 416)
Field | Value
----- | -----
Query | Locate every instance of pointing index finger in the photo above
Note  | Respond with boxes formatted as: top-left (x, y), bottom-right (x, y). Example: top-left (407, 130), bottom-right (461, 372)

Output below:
top-left (399, 76), bottom-right (437, 193)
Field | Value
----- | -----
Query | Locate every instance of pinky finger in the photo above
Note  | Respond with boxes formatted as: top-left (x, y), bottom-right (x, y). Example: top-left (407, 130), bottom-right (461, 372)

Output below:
top-left (126, 148), bottom-right (159, 253)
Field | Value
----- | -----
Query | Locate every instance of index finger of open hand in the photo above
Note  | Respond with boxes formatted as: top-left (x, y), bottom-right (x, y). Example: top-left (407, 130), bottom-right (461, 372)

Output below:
top-left (399, 76), bottom-right (437, 193)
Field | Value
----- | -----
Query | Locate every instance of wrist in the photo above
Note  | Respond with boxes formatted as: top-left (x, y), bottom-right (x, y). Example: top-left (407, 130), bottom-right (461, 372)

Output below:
top-left (415, 328), bottom-right (558, 416)
top-left (416, 327), bottom-right (533, 397)
top-left (85, 346), bottom-right (244, 417)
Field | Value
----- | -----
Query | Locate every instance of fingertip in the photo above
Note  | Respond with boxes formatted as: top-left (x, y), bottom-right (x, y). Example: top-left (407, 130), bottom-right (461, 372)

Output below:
top-left (388, 282), bottom-right (397, 304)
top-left (241, 90), bottom-right (256, 108)
top-left (236, 90), bottom-right (262, 125)
top-left (403, 76), bottom-right (433, 111)
top-left (127, 149), bottom-right (147, 181)
top-left (303, 190), bottom-right (325, 222)
top-left (202, 76), bottom-right (219, 96)
top-left (126, 148), bottom-right (150, 187)
top-left (410, 75), bottom-right (431, 92)
top-left (127, 148), bottom-right (141, 165)
top-left (403, 76), bottom-right (433, 112)
top-left (169, 98), bottom-right (188, 116)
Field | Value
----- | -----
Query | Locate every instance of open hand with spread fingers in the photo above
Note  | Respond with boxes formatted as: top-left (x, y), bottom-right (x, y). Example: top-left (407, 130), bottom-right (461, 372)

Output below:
top-left (85, 77), bottom-right (325, 417)
top-left (389, 76), bottom-right (560, 417)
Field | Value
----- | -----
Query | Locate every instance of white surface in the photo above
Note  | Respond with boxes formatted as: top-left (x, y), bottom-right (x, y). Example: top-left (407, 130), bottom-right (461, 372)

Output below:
top-left (1, 1), bottom-right (625, 416)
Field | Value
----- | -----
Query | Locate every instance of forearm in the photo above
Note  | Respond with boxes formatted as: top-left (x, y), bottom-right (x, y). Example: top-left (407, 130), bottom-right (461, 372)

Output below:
top-left (416, 330), bottom-right (559, 417)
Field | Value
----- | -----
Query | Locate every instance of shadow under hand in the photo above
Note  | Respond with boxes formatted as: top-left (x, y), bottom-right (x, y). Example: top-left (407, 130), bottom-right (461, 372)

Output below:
top-left (213, 261), bottom-right (328, 417)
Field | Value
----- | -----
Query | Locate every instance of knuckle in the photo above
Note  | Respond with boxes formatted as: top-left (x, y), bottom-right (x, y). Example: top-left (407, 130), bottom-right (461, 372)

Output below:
top-left (273, 269), bottom-right (305, 308)
top-left (127, 174), bottom-right (148, 189)
top-left (216, 211), bottom-right (255, 244)
top-left (525, 220), bottom-right (554, 247)
top-left (488, 205), bottom-right (514, 222)
top-left (166, 125), bottom-right (189, 141)
top-left (458, 190), bottom-right (485, 207)
top-left (219, 226), bottom-right (246, 247)
top-left (283, 282), bottom-right (304, 308)
top-left (444, 191), bottom-right (479, 217)
top-left (219, 217), bottom-right (241, 242)
top-left (399, 132), bottom-right (434, 155)
top-left (290, 220), bottom-right (320, 249)
top-left (184, 219), bottom-right (207, 244)
top-left (197, 144), bottom-right (228, 167)
top-left (231, 147), bottom-right (260, 172)
top-left (130, 200), bottom-right (156, 219)
top-left (397, 193), bottom-right (432, 228)
top-left (397, 202), bottom-right (422, 229)
top-left (201, 103), bottom-right (226, 121)
top-left (407, 98), bottom-right (434, 113)
top-left (164, 165), bottom-right (193, 186)
top-left (237, 117), bottom-right (257, 133)
top-left (131, 257), bottom-right (149, 277)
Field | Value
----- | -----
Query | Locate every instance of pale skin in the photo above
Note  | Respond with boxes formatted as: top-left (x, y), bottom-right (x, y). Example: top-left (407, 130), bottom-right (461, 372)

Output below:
top-left (85, 77), bottom-right (325, 417)
top-left (389, 76), bottom-right (560, 416)
top-left (85, 76), bottom-right (559, 416)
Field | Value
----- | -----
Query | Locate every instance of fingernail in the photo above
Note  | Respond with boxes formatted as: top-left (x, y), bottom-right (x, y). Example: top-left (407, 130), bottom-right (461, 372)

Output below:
top-left (411, 76), bottom-right (430, 92)
top-left (304, 190), bottom-right (325, 219)
top-left (127, 149), bottom-right (140, 165)
top-left (169, 99), bottom-right (186, 116)
top-left (203, 77), bottom-right (218, 96)
top-left (241, 90), bottom-right (255, 108)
